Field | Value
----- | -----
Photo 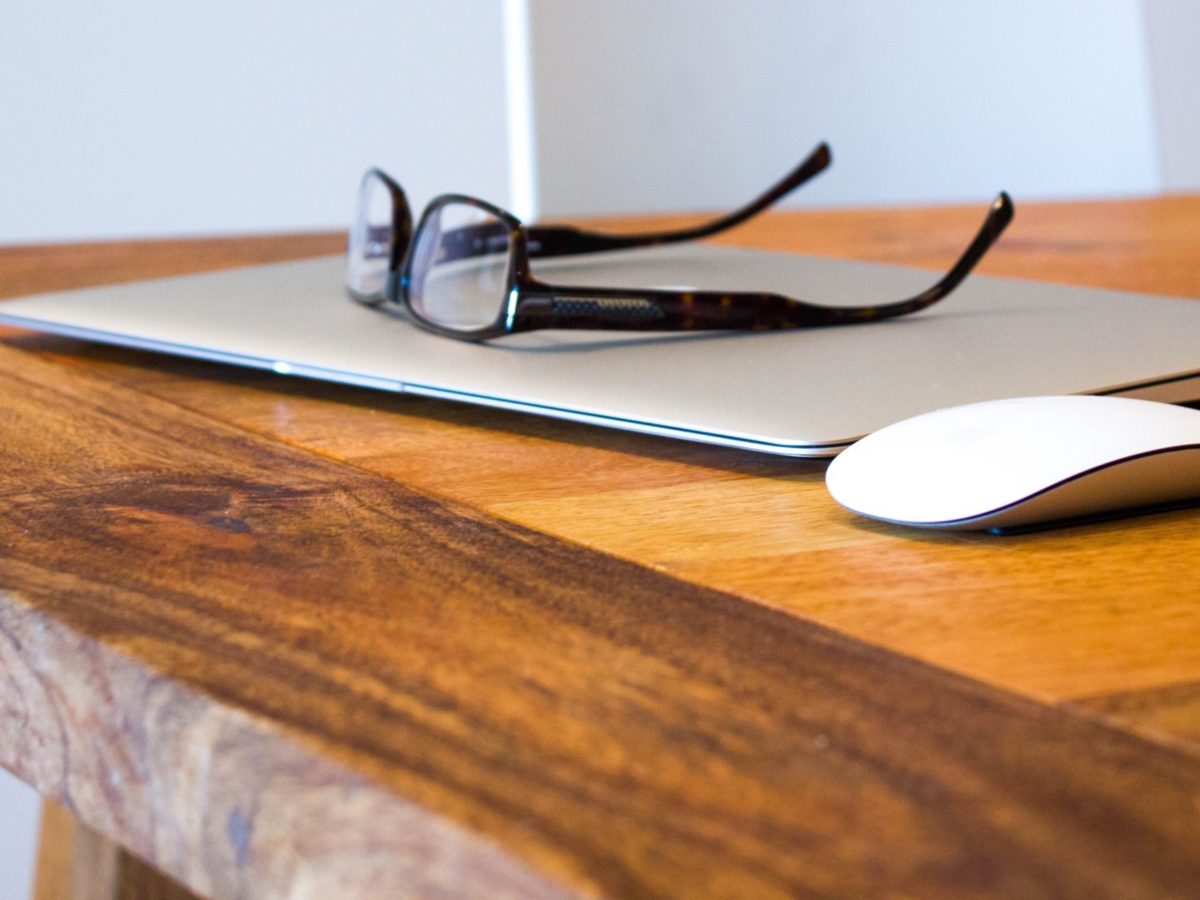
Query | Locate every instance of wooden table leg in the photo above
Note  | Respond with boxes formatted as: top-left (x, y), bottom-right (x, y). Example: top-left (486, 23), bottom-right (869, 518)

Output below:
top-left (33, 801), bottom-right (197, 900)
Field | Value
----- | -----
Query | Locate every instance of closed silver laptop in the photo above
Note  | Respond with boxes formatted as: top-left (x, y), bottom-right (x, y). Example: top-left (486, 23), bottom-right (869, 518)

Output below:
top-left (2, 244), bottom-right (1198, 456)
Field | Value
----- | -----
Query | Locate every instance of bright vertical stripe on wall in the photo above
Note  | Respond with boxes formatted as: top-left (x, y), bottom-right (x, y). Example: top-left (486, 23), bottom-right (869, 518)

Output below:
top-left (502, 0), bottom-right (538, 221)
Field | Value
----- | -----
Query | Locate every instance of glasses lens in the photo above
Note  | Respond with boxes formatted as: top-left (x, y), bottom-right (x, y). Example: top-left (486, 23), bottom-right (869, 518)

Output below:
top-left (346, 171), bottom-right (395, 299)
top-left (408, 201), bottom-right (512, 332)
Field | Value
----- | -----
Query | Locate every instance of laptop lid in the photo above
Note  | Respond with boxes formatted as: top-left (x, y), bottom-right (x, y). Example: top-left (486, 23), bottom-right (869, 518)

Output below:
top-left (2, 244), bottom-right (1199, 456)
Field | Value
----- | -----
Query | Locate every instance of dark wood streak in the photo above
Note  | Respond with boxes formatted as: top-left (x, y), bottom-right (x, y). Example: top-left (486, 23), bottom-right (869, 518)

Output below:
top-left (1073, 681), bottom-right (1200, 747)
top-left (0, 233), bottom-right (345, 301)
top-left (2, 342), bottom-right (1200, 898)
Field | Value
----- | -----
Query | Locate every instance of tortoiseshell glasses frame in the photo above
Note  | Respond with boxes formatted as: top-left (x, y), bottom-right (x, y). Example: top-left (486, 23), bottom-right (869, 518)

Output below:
top-left (346, 143), bottom-right (1014, 341)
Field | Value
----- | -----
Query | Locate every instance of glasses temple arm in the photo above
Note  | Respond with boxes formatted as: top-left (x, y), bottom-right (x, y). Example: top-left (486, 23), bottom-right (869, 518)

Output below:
top-left (422, 143), bottom-right (832, 269)
top-left (512, 192), bottom-right (1014, 332)
top-left (910, 191), bottom-right (1014, 303)
top-left (523, 142), bottom-right (833, 258)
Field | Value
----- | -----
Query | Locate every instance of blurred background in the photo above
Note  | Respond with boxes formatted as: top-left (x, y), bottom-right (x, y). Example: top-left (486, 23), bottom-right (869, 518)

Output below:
top-left (1, 0), bottom-right (1197, 894)
top-left (1, 0), bottom-right (1197, 246)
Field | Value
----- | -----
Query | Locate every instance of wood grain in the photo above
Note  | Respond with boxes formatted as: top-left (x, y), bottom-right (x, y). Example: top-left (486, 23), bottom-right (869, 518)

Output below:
top-left (2, 196), bottom-right (1200, 898)
top-left (0, 233), bottom-right (344, 300)
top-left (1074, 681), bottom-right (1200, 747)
top-left (200, 391), bottom-right (1200, 699)
top-left (14, 197), bottom-right (1200, 703)
top-left (2, 323), bottom-right (1200, 898)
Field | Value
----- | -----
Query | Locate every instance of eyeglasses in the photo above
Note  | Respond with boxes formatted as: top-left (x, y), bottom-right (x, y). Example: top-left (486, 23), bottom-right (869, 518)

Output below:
top-left (346, 143), bottom-right (1014, 341)
top-left (346, 143), bottom-right (833, 313)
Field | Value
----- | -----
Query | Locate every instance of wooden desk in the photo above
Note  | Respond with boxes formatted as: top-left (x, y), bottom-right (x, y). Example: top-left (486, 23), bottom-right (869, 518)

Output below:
top-left (2, 197), bottom-right (1200, 898)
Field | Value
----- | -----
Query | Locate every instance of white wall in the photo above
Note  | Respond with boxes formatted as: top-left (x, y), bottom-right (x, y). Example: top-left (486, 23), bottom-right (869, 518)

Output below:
top-left (3, 0), bottom-right (1194, 245)
top-left (526, 0), bottom-right (1162, 217)
top-left (1143, 0), bottom-right (1200, 192)
top-left (0, 1), bottom-right (513, 244)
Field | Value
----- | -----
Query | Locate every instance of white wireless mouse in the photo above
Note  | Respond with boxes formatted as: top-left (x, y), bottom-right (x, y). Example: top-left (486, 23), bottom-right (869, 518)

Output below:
top-left (825, 395), bottom-right (1200, 531)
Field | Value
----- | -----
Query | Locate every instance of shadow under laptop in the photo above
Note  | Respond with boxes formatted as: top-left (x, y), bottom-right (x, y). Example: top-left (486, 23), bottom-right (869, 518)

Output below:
top-left (3, 330), bottom-right (830, 481)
